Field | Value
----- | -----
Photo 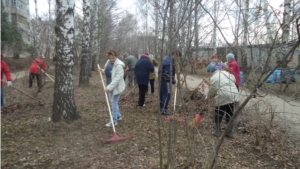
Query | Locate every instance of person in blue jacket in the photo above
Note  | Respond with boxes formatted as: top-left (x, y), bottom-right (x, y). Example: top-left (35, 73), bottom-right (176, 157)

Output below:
top-left (134, 53), bottom-right (154, 107)
top-left (159, 50), bottom-right (182, 115)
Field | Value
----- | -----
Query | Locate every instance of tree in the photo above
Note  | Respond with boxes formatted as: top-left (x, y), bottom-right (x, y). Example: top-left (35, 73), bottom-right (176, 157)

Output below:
top-left (79, 0), bottom-right (91, 85)
top-left (52, 0), bottom-right (79, 122)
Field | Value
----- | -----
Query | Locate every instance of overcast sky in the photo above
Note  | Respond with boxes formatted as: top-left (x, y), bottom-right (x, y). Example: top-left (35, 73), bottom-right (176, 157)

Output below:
top-left (28, 0), bottom-right (136, 19)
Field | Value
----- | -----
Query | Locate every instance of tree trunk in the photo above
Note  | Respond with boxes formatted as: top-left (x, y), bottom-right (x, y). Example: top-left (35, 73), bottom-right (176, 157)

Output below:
top-left (282, 0), bottom-right (291, 43)
top-left (79, 0), bottom-right (91, 85)
top-left (52, 0), bottom-right (79, 122)
top-left (263, 0), bottom-right (273, 44)
top-left (213, 0), bottom-right (217, 53)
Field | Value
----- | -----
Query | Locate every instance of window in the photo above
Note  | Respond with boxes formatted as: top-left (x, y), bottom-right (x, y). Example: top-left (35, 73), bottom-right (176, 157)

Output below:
top-left (6, 0), bottom-right (9, 6)
top-left (12, 0), bottom-right (16, 6)
top-left (27, 22), bottom-right (30, 29)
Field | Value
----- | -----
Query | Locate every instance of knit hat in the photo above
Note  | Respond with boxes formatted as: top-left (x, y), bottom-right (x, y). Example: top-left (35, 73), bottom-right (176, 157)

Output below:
top-left (210, 54), bottom-right (217, 59)
top-left (206, 64), bottom-right (217, 72)
top-left (226, 53), bottom-right (235, 60)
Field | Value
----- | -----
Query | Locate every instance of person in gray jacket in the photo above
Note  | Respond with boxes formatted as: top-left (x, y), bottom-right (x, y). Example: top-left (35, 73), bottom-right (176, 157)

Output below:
top-left (99, 50), bottom-right (126, 127)
top-left (123, 53), bottom-right (137, 87)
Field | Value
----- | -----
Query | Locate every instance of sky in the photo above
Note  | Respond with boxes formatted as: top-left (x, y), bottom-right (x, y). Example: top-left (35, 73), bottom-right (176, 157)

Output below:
top-left (28, 0), bottom-right (136, 19)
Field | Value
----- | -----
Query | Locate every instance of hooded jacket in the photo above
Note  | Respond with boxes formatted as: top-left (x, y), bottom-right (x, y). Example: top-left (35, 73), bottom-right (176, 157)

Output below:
top-left (207, 70), bottom-right (239, 106)
top-left (103, 58), bottom-right (126, 95)
top-left (29, 58), bottom-right (46, 74)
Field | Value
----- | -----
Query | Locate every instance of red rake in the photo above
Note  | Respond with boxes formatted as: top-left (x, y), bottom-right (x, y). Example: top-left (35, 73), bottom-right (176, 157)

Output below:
top-left (120, 84), bottom-right (137, 101)
top-left (163, 86), bottom-right (185, 122)
top-left (97, 64), bottom-right (132, 142)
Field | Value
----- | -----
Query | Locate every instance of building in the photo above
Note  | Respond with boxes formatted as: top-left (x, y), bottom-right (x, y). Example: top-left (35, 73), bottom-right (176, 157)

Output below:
top-left (1, 0), bottom-right (31, 44)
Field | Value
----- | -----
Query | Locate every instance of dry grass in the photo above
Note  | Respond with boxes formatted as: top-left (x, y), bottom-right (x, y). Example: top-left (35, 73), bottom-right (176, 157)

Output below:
top-left (1, 67), bottom-right (300, 168)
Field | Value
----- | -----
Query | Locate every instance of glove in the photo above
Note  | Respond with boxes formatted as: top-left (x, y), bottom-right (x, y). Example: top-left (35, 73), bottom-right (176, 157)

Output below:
top-left (7, 81), bottom-right (12, 87)
top-left (172, 79), bottom-right (176, 84)
top-left (204, 96), bottom-right (207, 100)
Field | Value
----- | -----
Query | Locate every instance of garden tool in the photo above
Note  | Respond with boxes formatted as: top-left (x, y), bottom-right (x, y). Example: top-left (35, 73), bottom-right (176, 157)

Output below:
top-left (120, 84), bottom-right (138, 101)
top-left (189, 109), bottom-right (204, 128)
top-left (38, 66), bottom-right (55, 82)
top-left (97, 64), bottom-right (132, 142)
top-left (2, 80), bottom-right (44, 106)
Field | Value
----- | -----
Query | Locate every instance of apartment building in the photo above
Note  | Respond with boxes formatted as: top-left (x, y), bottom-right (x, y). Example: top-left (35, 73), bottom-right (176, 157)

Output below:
top-left (1, 0), bottom-right (31, 44)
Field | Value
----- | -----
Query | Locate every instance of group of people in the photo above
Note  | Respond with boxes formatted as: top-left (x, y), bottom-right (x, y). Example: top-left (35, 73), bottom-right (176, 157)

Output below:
top-left (1, 49), bottom-right (240, 138)
top-left (100, 50), bottom-right (180, 127)
top-left (1, 53), bottom-right (47, 107)
top-left (206, 53), bottom-right (240, 138)
top-left (100, 49), bottom-right (241, 138)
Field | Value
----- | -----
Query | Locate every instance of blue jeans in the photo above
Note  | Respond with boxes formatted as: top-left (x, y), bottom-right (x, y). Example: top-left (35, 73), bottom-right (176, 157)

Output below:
top-left (1, 86), bottom-right (3, 106)
top-left (160, 78), bottom-right (170, 113)
top-left (109, 91), bottom-right (122, 123)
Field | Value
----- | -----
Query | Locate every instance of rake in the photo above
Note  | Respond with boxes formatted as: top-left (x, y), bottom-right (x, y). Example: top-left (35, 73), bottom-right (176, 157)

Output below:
top-left (164, 86), bottom-right (185, 122)
top-left (97, 64), bottom-right (132, 142)
top-left (120, 84), bottom-right (138, 101)
top-left (38, 66), bottom-right (55, 82)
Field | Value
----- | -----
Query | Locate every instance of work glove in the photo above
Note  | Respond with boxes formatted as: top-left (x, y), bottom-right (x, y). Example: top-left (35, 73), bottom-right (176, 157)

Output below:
top-left (7, 81), bottom-right (12, 87)
top-left (172, 79), bottom-right (176, 84)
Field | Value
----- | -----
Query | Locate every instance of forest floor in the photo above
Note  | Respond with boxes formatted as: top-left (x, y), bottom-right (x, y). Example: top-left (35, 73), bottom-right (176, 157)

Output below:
top-left (1, 67), bottom-right (300, 169)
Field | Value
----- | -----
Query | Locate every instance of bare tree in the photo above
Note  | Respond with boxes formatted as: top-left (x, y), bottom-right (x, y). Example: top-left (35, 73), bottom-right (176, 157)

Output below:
top-left (79, 0), bottom-right (91, 85)
top-left (52, 0), bottom-right (79, 122)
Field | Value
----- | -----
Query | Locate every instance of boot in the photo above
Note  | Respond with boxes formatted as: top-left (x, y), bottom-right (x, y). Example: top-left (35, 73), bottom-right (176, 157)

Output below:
top-left (225, 123), bottom-right (233, 138)
top-left (211, 123), bottom-right (220, 137)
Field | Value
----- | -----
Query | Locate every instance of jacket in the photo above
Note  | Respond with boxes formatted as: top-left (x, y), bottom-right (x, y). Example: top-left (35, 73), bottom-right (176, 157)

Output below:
top-left (206, 70), bottom-right (239, 106)
top-left (29, 58), bottom-right (46, 74)
top-left (149, 59), bottom-right (158, 80)
top-left (159, 55), bottom-right (176, 84)
top-left (227, 59), bottom-right (240, 86)
top-left (124, 55), bottom-right (137, 70)
top-left (1, 60), bottom-right (12, 86)
top-left (134, 56), bottom-right (154, 85)
top-left (104, 58), bottom-right (126, 95)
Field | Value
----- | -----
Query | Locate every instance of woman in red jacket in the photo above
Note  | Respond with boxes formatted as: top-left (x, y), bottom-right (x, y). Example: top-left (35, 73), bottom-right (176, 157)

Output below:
top-left (29, 55), bottom-right (46, 88)
top-left (226, 53), bottom-right (240, 91)
top-left (1, 53), bottom-right (12, 106)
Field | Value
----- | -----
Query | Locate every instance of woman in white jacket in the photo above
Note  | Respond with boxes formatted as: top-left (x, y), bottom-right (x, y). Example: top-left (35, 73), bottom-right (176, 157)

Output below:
top-left (99, 50), bottom-right (126, 127)
top-left (206, 65), bottom-right (239, 138)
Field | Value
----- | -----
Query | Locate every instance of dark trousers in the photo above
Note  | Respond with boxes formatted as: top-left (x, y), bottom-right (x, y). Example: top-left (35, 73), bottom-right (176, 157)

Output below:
top-left (1, 86), bottom-right (3, 106)
top-left (149, 79), bottom-right (155, 94)
top-left (138, 85), bottom-right (148, 107)
top-left (160, 78), bottom-right (170, 112)
top-left (214, 103), bottom-right (234, 123)
top-left (29, 73), bottom-right (40, 87)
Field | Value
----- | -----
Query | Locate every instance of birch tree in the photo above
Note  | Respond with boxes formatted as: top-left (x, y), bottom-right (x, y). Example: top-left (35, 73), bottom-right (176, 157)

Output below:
top-left (79, 0), bottom-right (91, 85)
top-left (52, 0), bottom-right (79, 122)
top-left (282, 0), bottom-right (291, 43)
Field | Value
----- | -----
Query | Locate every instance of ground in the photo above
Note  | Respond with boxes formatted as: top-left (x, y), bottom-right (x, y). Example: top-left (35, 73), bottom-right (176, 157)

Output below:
top-left (1, 66), bottom-right (300, 169)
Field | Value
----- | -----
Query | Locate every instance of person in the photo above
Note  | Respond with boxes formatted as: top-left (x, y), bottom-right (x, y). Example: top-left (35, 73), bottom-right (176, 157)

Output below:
top-left (210, 54), bottom-right (225, 70)
top-left (29, 55), bottom-right (46, 88)
top-left (134, 53), bottom-right (154, 107)
top-left (149, 55), bottom-right (158, 95)
top-left (206, 64), bottom-right (239, 138)
top-left (99, 50), bottom-right (125, 127)
top-left (123, 53), bottom-right (137, 87)
top-left (225, 53), bottom-right (240, 90)
top-left (159, 50), bottom-right (181, 115)
top-left (1, 53), bottom-right (12, 106)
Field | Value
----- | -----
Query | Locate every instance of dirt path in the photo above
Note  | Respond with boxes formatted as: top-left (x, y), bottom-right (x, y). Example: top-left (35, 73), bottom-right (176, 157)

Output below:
top-left (184, 74), bottom-right (300, 136)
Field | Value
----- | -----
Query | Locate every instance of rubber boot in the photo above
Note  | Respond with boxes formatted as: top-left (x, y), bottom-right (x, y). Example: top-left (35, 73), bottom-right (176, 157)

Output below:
top-left (225, 123), bottom-right (233, 138)
top-left (211, 123), bottom-right (220, 137)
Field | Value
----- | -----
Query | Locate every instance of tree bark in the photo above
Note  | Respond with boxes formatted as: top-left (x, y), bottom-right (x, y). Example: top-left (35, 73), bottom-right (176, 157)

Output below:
top-left (79, 0), bottom-right (91, 85)
top-left (52, 0), bottom-right (79, 122)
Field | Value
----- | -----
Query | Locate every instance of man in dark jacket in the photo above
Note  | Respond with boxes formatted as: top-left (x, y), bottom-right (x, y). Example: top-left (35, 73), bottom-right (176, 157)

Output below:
top-left (134, 54), bottom-right (154, 107)
top-left (123, 53), bottom-right (137, 87)
top-left (159, 50), bottom-right (181, 115)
